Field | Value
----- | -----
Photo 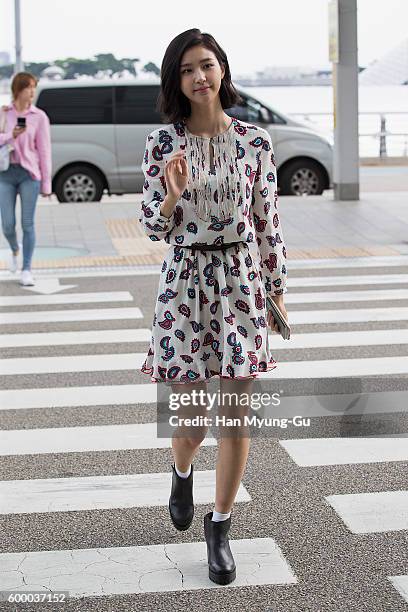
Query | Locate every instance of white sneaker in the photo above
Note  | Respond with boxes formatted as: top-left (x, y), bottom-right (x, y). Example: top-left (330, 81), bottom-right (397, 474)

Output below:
top-left (20, 270), bottom-right (35, 286)
top-left (8, 243), bottom-right (22, 274)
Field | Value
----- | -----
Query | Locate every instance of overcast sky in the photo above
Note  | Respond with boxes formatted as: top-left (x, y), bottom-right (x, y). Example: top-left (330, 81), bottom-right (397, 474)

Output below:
top-left (1, 0), bottom-right (407, 74)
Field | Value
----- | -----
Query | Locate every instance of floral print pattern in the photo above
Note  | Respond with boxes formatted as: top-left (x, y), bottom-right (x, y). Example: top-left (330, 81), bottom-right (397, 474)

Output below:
top-left (139, 117), bottom-right (287, 384)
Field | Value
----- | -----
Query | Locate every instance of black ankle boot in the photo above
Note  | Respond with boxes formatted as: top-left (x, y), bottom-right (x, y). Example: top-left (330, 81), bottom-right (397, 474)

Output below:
top-left (168, 463), bottom-right (194, 531)
top-left (204, 511), bottom-right (236, 585)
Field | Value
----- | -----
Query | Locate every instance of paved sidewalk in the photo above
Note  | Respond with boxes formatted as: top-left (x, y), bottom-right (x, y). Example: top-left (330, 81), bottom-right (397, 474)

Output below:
top-left (1, 188), bottom-right (408, 272)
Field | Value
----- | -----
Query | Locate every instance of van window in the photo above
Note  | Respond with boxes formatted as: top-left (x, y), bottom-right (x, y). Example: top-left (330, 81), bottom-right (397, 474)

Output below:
top-left (226, 102), bottom-right (248, 122)
top-left (115, 85), bottom-right (162, 124)
top-left (227, 95), bottom-right (286, 125)
top-left (226, 97), bottom-right (266, 123)
top-left (36, 87), bottom-right (114, 124)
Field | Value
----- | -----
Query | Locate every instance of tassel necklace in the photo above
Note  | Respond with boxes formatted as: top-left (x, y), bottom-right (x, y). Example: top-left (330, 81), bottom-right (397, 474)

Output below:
top-left (182, 118), bottom-right (243, 222)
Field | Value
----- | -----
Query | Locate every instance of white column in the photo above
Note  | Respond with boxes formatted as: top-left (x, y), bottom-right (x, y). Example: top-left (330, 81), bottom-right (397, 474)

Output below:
top-left (332, 0), bottom-right (360, 200)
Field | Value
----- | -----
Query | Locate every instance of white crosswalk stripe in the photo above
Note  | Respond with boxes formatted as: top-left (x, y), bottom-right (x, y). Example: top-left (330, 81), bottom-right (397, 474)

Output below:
top-left (0, 539), bottom-right (297, 596)
top-left (0, 327), bottom-right (406, 349)
top-left (283, 288), bottom-right (408, 303)
top-left (0, 470), bottom-right (250, 515)
top-left (278, 306), bottom-right (408, 324)
top-left (1, 260), bottom-right (407, 604)
top-left (0, 307), bottom-right (143, 324)
top-left (389, 576), bottom-right (408, 604)
top-left (3, 353), bottom-right (408, 377)
top-left (269, 328), bottom-right (408, 349)
top-left (0, 384), bottom-right (157, 410)
top-left (324, 490), bottom-right (408, 534)
top-left (0, 423), bottom-right (216, 456)
top-left (279, 437), bottom-right (408, 466)
top-left (288, 273), bottom-right (408, 287)
top-left (0, 328), bottom-right (151, 348)
top-left (2, 386), bottom-right (407, 417)
top-left (1, 304), bottom-right (406, 326)
top-left (0, 291), bottom-right (134, 307)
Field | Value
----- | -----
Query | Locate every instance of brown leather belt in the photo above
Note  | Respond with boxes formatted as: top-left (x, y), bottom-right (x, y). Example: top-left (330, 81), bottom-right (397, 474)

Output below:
top-left (183, 241), bottom-right (244, 254)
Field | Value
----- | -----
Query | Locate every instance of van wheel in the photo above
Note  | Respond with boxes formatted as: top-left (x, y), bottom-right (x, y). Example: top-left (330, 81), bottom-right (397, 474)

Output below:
top-left (279, 159), bottom-right (326, 196)
top-left (54, 166), bottom-right (104, 202)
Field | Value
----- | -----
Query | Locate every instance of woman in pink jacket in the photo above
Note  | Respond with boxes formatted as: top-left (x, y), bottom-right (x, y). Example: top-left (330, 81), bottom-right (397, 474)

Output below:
top-left (0, 72), bottom-right (52, 286)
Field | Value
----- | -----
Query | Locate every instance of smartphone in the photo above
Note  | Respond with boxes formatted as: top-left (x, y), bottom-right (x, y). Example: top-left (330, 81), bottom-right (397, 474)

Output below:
top-left (266, 295), bottom-right (291, 340)
top-left (17, 117), bottom-right (26, 128)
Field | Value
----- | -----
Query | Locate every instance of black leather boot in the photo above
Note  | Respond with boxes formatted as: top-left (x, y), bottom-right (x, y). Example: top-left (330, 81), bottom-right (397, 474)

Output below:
top-left (204, 511), bottom-right (236, 584)
top-left (168, 463), bottom-right (194, 531)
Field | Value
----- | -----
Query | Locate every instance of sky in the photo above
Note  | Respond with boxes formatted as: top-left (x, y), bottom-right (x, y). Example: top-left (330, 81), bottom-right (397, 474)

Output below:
top-left (1, 0), bottom-right (407, 75)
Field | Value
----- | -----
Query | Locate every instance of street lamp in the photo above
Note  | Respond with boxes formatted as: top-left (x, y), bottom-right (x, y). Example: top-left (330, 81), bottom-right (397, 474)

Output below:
top-left (15, 0), bottom-right (24, 72)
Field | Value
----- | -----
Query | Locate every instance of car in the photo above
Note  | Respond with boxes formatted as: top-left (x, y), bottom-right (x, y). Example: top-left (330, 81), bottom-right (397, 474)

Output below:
top-left (34, 79), bottom-right (333, 202)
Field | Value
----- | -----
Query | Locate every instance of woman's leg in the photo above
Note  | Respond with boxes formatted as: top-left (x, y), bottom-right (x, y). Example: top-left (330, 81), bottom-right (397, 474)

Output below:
top-left (170, 380), bottom-right (209, 471)
top-left (18, 172), bottom-right (41, 271)
top-left (214, 377), bottom-right (254, 513)
top-left (0, 169), bottom-right (19, 254)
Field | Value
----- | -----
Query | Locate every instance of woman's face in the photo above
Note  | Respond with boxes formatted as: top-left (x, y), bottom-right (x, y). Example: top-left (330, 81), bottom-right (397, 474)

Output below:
top-left (179, 45), bottom-right (225, 107)
top-left (16, 81), bottom-right (36, 105)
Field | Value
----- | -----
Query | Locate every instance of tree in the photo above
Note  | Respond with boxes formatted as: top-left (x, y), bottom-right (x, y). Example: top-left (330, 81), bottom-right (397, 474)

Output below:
top-left (0, 64), bottom-right (14, 78)
top-left (54, 58), bottom-right (97, 79)
top-left (25, 62), bottom-right (52, 77)
top-left (142, 62), bottom-right (160, 76)
top-left (94, 53), bottom-right (123, 74)
top-left (118, 57), bottom-right (140, 76)
top-left (0, 53), bottom-right (149, 81)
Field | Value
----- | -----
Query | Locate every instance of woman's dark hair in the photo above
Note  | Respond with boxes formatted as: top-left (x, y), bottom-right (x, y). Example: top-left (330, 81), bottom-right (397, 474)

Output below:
top-left (157, 28), bottom-right (243, 123)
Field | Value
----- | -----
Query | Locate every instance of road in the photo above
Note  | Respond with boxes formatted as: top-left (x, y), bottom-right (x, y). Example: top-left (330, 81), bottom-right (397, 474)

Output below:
top-left (0, 257), bottom-right (407, 611)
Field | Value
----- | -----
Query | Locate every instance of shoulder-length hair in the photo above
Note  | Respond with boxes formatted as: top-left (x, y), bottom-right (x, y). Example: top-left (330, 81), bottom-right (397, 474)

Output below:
top-left (11, 72), bottom-right (38, 101)
top-left (157, 28), bottom-right (243, 124)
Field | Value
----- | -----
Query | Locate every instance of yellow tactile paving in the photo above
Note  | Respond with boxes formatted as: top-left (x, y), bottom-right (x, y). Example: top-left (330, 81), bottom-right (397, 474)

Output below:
top-left (0, 218), bottom-right (401, 270)
top-left (106, 218), bottom-right (169, 257)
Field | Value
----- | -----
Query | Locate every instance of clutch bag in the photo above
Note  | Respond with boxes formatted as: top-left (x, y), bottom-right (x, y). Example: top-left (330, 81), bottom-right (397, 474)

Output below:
top-left (266, 295), bottom-right (291, 340)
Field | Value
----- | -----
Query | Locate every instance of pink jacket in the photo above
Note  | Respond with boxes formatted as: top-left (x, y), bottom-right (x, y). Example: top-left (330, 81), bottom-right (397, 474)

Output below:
top-left (0, 103), bottom-right (52, 194)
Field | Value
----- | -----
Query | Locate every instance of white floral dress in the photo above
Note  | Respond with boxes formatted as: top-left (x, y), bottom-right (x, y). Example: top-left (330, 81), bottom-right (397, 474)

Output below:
top-left (138, 116), bottom-right (288, 385)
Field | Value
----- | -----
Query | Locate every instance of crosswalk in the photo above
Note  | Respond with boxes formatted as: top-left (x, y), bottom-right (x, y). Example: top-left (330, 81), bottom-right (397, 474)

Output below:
top-left (0, 257), bottom-right (407, 608)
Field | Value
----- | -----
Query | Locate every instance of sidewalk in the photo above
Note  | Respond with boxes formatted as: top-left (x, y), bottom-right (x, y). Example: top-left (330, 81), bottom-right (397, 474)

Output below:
top-left (1, 187), bottom-right (408, 272)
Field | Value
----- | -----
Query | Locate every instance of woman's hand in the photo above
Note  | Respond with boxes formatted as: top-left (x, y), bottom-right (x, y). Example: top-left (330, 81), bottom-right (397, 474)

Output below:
top-left (12, 126), bottom-right (26, 139)
top-left (266, 295), bottom-right (288, 334)
top-left (164, 151), bottom-right (188, 203)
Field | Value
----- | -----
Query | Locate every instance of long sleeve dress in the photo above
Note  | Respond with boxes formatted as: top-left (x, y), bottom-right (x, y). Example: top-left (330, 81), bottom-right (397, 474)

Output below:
top-left (138, 116), bottom-right (288, 385)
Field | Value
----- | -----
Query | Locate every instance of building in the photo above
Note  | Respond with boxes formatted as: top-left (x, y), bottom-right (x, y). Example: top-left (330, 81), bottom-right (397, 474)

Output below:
top-left (0, 51), bottom-right (11, 66)
top-left (359, 38), bottom-right (408, 86)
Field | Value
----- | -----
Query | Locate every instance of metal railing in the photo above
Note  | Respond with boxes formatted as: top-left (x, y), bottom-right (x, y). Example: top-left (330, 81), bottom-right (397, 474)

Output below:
top-left (288, 111), bottom-right (408, 158)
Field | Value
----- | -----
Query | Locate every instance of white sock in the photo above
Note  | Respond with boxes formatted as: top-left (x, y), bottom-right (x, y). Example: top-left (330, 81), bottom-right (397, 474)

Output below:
top-left (175, 463), bottom-right (191, 479)
top-left (212, 509), bottom-right (231, 522)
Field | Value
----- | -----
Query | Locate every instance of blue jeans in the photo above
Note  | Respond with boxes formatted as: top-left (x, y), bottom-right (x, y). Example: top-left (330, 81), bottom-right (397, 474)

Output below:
top-left (0, 164), bottom-right (41, 271)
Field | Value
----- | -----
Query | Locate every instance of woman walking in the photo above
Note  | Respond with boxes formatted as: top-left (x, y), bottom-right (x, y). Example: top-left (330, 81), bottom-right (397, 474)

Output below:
top-left (139, 29), bottom-right (288, 585)
top-left (0, 72), bottom-right (52, 286)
